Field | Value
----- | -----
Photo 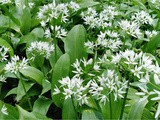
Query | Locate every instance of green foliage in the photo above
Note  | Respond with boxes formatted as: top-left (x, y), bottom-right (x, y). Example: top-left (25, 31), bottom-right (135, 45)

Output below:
top-left (51, 53), bottom-right (70, 108)
top-left (64, 25), bottom-right (87, 63)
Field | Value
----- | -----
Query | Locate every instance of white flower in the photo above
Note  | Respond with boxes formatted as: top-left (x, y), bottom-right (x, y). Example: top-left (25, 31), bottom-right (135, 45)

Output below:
top-left (28, 2), bottom-right (35, 8)
top-left (27, 41), bottom-right (54, 59)
top-left (44, 28), bottom-right (51, 38)
top-left (155, 102), bottom-right (160, 119)
top-left (111, 53), bottom-right (122, 64)
top-left (119, 20), bottom-right (142, 38)
top-left (131, 11), bottom-right (153, 25)
top-left (55, 76), bottom-right (89, 106)
top-left (0, 75), bottom-right (6, 83)
top-left (52, 86), bottom-right (61, 95)
top-left (145, 30), bottom-right (158, 38)
top-left (4, 55), bottom-right (28, 74)
top-left (84, 41), bottom-right (95, 50)
top-left (1, 105), bottom-right (8, 115)
top-left (63, 88), bottom-right (73, 100)
top-left (131, 66), bottom-right (144, 78)
top-left (54, 26), bottom-right (67, 39)
top-left (0, 46), bottom-right (9, 62)
top-left (0, 0), bottom-right (11, 4)
top-left (68, 1), bottom-right (80, 12)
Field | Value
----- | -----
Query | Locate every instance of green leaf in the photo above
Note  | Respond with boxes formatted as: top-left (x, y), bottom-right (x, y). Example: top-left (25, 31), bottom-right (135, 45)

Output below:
top-left (17, 104), bottom-right (51, 120)
top-left (0, 101), bottom-right (19, 119)
top-left (51, 53), bottom-right (70, 108)
top-left (6, 87), bottom-right (17, 97)
top-left (31, 27), bottom-right (44, 39)
top-left (20, 66), bottom-right (45, 85)
top-left (16, 81), bottom-right (34, 101)
top-left (133, 0), bottom-right (147, 10)
top-left (64, 25), bottom-right (87, 64)
top-left (82, 109), bottom-right (101, 120)
top-left (62, 98), bottom-right (77, 119)
top-left (20, 7), bottom-right (31, 34)
top-left (143, 33), bottom-right (160, 55)
top-left (33, 96), bottom-right (52, 115)
top-left (49, 45), bottom-right (63, 68)
top-left (142, 108), bottom-right (154, 120)
top-left (128, 99), bottom-right (148, 120)
top-left (41, 80), bottom-right (51, 95)
top-left (0, 5), bottom-right (20, 26)
top-left (0, 38), bottom-right (14, 56)
top-left (79, 0), bottom-right (99, 8)
top-left (17, 105), bottom-right (37, 120)
top-left (100, 97), bottom-right (122, 119)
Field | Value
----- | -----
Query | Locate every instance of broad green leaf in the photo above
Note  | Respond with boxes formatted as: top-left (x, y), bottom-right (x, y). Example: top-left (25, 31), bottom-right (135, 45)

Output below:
top-left (5, 87), bottom-right (17, 97)
top-left (0, 101), bottom-right (19, 119)
top-left (41, 80), bottom-right (51, 95)
top-left (31, 27), bottom-right (44, 39)
top-left (19, 33), bottom-right (36, 44)
top-left (20, 66), bottom-right (45, 85)
top-left (51, 53), bottom-right (70, 108)
top-left (33, 96), bottom-right (52, 115)
top-left (79, 0), bottom-right (99, 8)
top-left (128, 99), bottom-right (148, 120)
top-left (143, 33), bottom-right (160, 55)
top-left (0, 38), bottom-right (14, 56)
top-left (16, 81), bottom-right (34, 101)
top-left (19, 28), bottom-right (44, 44)
top-left (133, 0), bottom-right (147, 10)
top-left (49, 45), bottom-right (63, 68)
top-left (62, 98), bottom-right (77, 120)
top-left (0, 5), bottom-right (20, 26)
top-left (17, 105), bottom-right (37, 120)
top-left (100, 97), bottom-right (122, 119)
top-left (142, 108), bottom-right (154, 120)
top-left (17, 104), bottom-right (51, 120)
top-left (64, 25), bottom-right (87, 64)
top-left (82, 109), bottom-right (102, 120)
top-left (20, 7), bottom-right (31, 34)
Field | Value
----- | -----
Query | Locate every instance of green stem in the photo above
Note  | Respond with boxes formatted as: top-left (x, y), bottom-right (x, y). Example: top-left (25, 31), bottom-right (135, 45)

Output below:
top-left (119, 80), bottom-right (130, 120)
top-left (109, 94), bottom-right (112, 119)
top-left (71, 96), bottom-right (78, 119)
top-left (15, 73), bottom-right (32, 111)
top-left (53, 20), bottom-right (57, 61)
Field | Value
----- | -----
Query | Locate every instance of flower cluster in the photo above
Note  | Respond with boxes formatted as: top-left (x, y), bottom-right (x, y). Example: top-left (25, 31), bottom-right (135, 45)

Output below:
top-left (119, 20), bottom-right (142, 38)
top-left (148, 0), bottom-right (160, 10)
top-left (4, 55), bottom-right (28, 74)
top-left (145, 30), bottom-right (158, 39)
top-left (53, 77), bottom-right (90, 106)
top-left (131, 10), bottom-right (153, 25)
top-left (0, 46), bottom-right (9, 62)
top-left (1, 104), bottom-right (8, 115)
top-left (0, 0), bottom-right (11, 4)
top-left (44, 25), bottom-right (67, 39)
top-left (38, 0), bottom-right (80, 24)
top-left (72, 58), bottom-right (101, 78)
top-left (90, 70), bottom-right (128, 104)
top-left (0, 75), bottom-right (6, 83)
top-left (27, 41), bottom-right (54, 59)
top-left (97, 31), bottom-right (122, 51)
top-left (81, 6), bottom-right (118, 29)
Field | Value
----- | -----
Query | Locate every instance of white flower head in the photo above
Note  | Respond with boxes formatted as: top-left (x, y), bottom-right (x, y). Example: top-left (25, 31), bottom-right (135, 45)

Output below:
top-left (1, 105), bottom-right (8, 115)
top-left (0, 75), bottom-right (7, 83)
top-left (0, 46), bottom-right (9, 62)
top-left (27, 41), bottom-right (54, 59)
top-left (0, 0), bottom-right (11, 4)
top-left (4, 55), bottom-right (28, 74)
